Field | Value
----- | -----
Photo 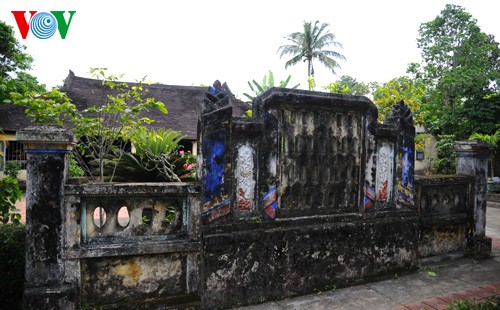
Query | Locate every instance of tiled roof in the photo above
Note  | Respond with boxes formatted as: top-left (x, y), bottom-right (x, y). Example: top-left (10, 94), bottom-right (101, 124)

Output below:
top-left (0, 71), bottom-right (249, 139)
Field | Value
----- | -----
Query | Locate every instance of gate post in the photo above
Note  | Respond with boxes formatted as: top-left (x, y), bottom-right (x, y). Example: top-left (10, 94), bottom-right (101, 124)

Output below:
top-left (18, 125), bottom-right (77, 309)
top-left (453, 140), bottom-right (493, 259)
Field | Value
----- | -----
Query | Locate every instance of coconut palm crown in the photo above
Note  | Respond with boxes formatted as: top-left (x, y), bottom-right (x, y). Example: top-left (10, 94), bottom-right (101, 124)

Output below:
top-left (278, 20), bottom-right (346, 88)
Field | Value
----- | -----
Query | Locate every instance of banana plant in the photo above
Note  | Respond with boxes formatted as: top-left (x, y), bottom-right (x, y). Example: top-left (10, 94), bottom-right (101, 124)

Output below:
top-left (243, 70), bottom-right (300, 101)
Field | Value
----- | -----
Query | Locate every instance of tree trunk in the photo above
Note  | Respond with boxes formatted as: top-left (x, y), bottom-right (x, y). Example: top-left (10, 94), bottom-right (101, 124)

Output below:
top-left (307, 59), bottom-right (314, 90)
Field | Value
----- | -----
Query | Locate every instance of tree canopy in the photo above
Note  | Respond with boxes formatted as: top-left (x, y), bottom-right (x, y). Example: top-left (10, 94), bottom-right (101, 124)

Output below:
top-left (373, 76), bottom-right (426, 124)
top-left (278, 20), bottom-right (346, 89)
top-left (323, 75), bottom-right (370, 96)
top-left (416, 4), bottom-right (500, 139)
top-left (0, 21), bottom-right (32, 79)
top-left (0, 20), bottom-right (45, 103)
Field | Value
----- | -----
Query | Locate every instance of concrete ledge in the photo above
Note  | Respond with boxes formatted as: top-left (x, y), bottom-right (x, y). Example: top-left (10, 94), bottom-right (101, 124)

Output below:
top-left (64, 240), bottom-right (202, 259)
top-left (65, 182), bottom-right (201, 196)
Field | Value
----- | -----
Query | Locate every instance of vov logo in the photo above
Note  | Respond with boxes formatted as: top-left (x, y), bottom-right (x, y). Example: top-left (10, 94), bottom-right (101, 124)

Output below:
top-left (11, 11), bottom-right (76, 39)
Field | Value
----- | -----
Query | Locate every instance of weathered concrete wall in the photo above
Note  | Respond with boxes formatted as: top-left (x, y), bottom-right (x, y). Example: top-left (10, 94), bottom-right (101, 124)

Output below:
top-left (63, 183), bottom-right (202, 308)
top-left (199, 89), bottom-right (419, 308)
top-left (454, 140), bottom-right (493, 258)
top-left (202, 214), bottom-right (418, 308)
top-left (415, 175), bottom-right (474, 258)
top-left (21, 90), bottom-right (490, 310)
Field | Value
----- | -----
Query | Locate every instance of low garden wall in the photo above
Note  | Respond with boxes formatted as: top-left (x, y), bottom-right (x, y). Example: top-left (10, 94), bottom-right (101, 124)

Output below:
top-left (63, 182), bottom-right (202, 308)
top-left (415, 175), bottom-right (474, 258)
top-left (18, 89), bottom-right (493, 309)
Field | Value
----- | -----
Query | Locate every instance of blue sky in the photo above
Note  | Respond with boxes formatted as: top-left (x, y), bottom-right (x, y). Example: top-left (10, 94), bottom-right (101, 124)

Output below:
top-left (1, 0), bottom-right (499, 99)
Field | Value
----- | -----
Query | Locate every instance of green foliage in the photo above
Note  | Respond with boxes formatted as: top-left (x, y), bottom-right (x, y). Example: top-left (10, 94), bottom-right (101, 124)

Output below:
top-left (1, 72), bottom-right (46, 104)
top-left (434, 135), bottom-right (457, 174)
top-left (416, 4), bottom-right (500, 139)
top-left (243, 70), bottom-right (299, 101)
top-left (242, 109), bottom-right (253, 118)
top-left (9, 88), bottom-right (76, 125)
top-left (4, 161), bottom-right (22, 178)
top-left (469, 128), bottom-right (500, 176)
top-left (307, 76), bottom-right (316, 91)
top-left (110, 128), bottom-right (187, 182)
top-left (132, 127), bottom-right (182, 156)
top-left (446, 296), bottom-right (499, 310)
top-left (0, 21), bottom-right (33, 79)
top-left (0, 176), bottom-right (22, 224)
top-left (164, 205), bottom-right (176, 224)
top-left (323, 75), bottom-right (370, 96)
top-left (372, 76), bottom-right (426, 124)
top-left (72, 68), bottom-right (168, 182)
top-left (9, 67), bottom-right (168, 182)
top-left (415, 134), bottom-right (431, 152)
top-left (69, 154), bottom-right (85, 177)
top-left (469, 129), bottom-right (500, 148)
top-left (0, 223), bottom-right (25, 310)
top-left (0, 21), bottom-right (45, 104)
top-left (278, 20), bottom-right (346, 85)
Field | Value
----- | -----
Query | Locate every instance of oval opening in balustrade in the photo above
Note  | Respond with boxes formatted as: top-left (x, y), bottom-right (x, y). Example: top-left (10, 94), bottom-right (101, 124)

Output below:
top-left (117, 206), bottom-right (130, 227)
top-left (93, 207), bottom-right (107, 228)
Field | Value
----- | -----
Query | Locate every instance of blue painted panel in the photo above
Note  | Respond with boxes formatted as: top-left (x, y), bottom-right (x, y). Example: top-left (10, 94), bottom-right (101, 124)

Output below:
top-left (398, 136), bottom-right (415, 207)
top-left (203, 130), bottom-right (226, 203)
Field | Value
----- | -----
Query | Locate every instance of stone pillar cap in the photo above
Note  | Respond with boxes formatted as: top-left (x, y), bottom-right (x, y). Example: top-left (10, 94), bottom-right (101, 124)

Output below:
top-left (17, 125), bottom-right (77, 145)
top-left (453, 140), bottom-right (493, 156)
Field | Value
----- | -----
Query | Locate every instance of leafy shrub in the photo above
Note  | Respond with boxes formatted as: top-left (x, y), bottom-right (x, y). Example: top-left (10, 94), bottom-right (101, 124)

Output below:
top-left (446, 296), bottom-right (499, 309)
top-left (4, 161), bottom-right (22, 178)
top-left (0, 176), bottom-right (22, 224)
top-left (69, 154), bottom-right (85, 177)
top-left (433, 134), bottom-right (457, 174)
top-left (0, 223), bottom-right (25, 310)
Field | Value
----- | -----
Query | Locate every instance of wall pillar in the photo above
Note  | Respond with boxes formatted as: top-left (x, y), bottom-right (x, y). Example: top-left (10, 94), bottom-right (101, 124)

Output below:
top-left (18, 125), bottom-right (77, 309)
top-left (453, 140), bottom-right (493, 259)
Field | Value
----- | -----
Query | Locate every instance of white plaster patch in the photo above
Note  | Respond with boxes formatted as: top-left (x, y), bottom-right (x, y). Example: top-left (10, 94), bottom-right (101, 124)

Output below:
top-left (236, 144), bottom-right (256, 211)
top-left (376, 142), bottom-right (394, 201)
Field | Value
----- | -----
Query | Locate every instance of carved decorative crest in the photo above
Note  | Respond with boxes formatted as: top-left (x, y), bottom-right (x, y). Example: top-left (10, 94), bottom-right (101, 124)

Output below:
top-left (384, 100), bottom-right (413, 125)
top-left (201, 80), bottom-right (229, 114)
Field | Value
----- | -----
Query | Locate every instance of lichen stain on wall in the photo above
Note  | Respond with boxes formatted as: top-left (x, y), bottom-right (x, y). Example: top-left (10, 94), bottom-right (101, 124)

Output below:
top-left (112, 260), bottom-right (143, 286)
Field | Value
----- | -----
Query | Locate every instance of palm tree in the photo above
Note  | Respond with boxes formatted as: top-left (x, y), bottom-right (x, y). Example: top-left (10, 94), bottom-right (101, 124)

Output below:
top-left (278, 20), bottom-right (346, 89)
